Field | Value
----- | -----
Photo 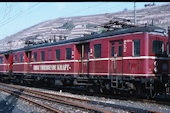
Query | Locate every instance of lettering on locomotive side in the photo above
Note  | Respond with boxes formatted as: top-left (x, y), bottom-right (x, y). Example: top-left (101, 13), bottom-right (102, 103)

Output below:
top-left (33, 65), bottom-right (40, 70)
top-left (33, 64), bottom-right (71, 71)
top-left (72, 51), bottom-right (74, 58)
top-left (123, 40), bottom-right (132, 52)
top-left (90, 49), bottom-right (93, 56)
top-left (40, 65), bottom-right (56, 70)
top-left (57, 64), bottom-right (70, 71)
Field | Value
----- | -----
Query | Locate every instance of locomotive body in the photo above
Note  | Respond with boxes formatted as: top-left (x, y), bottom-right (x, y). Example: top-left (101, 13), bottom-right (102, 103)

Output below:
top-left (0, 51), bottom-right (13, 75)
top-left (0, 26), bottom-right (169, 97)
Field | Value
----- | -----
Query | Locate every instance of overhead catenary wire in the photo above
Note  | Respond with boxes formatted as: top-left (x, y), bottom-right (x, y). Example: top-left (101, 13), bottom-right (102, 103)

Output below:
top-left (0, 2), bottom-right (136, 41)
top-left (0, 3), bottom-right (39, 26)
top-left (0, 3), bottom-right (40, 27)
top-left (0, 3), bottom-right (8, 23)
top-left (62, 2), bottom-right (110, 17)
top-left (0, 3), bottom-right (17, 24)
top-left (0, 3), bottom-right (118, 30)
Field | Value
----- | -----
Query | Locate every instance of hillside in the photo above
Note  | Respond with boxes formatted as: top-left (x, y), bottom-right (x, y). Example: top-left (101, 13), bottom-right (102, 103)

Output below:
top-left (0, 3), bottom-right (170, 51)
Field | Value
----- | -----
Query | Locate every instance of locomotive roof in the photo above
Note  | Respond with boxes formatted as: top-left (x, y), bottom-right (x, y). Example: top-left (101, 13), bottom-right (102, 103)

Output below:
top-left (0, 25), bottom-right (166, 54)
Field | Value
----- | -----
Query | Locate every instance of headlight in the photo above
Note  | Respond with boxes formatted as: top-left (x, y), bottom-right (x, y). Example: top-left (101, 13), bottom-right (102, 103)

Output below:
top-left (154, 61), bottom-right (158, 66)
top-left (154, 61), bottom-right (158, 73)
top-left (154, 67), bottom-right (158, 73)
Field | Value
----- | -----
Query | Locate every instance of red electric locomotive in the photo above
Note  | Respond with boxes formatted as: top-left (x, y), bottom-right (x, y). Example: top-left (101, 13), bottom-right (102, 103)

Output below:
top-left (0, 25), bottom-right (169, 98)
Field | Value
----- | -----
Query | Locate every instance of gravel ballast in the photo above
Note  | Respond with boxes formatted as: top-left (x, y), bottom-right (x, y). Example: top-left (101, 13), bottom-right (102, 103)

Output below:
top-left (0, 84), bottom-right (170, 113)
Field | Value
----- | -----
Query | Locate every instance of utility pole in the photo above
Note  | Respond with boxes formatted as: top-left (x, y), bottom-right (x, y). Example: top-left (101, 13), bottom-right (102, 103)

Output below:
top-left (134, 2), bottom-right (136, 25)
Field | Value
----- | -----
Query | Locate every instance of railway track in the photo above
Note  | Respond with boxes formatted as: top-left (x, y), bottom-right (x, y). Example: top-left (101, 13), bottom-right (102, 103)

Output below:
top-left (0, 83), bottom-right (165, 113)
top-left (58, 86), bottom-right (170, 106)
top-left (0, 86), bottom-right (63, 113)
top-left (0, 83), bottom-right (113, 113)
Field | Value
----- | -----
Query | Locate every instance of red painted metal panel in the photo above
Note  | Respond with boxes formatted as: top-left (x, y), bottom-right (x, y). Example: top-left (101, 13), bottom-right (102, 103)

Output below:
top-left (9, 54), bottom-right (13, 72)
top-left (12, 51), bottom-right (29, 74)
top-left (109, 40), bottom-right (123, 76)
top-left (0, 54), bottom-right (10, 73)
top-left (8, 31), bottom-right (168, 78)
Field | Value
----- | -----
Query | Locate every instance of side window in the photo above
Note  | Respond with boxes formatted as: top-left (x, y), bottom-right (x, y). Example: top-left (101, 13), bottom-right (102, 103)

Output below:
top-left (41, 51), bottom-right (45, 61)
top-left (15, 55), bottom-right (17, 63)
top-left (34, 52), bottom-right (37, 62)
top-left (56, 49), bottom-right (60, 60)
top-left (0, 56), bottom-right (3, 64)
top-left (111, 42), bottom-right (114, 57)
top-left (166, 42), bottom-right (169, 55)
top-left (66, 48), bottom-right (71, 60)
top-left (152, 40), bottom-right (164, 54)
top-left (133, 39), bottom-right (140, 56)
top-left (20, 54), bottom-right (23, 63)
top-left (118, 41), bottom-right (123, 56)
top-left (94, 44), bottom-right (101, 58)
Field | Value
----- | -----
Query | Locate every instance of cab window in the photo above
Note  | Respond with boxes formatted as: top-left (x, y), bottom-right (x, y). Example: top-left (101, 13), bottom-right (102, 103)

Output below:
top-left (20, 54), bottom-right (23, 63)
top-left (15, 55), bottom-right (17, 63)
top-left (34, 52), bottom-right (37, 62)
top-left (0, 56), bottom-right (3, 64)
top-left (41, 51), bottom-right (45, 61)
top-left (133, 39), bottom-right (140, 56)
top-left (66, 48), bottom-right (71, 60)
top-left (152, 40), bottom-right (164, 54)
top-left (56, 49), bottom-right (60, 60)
top-left (94, 44), bottom-right (101, 58)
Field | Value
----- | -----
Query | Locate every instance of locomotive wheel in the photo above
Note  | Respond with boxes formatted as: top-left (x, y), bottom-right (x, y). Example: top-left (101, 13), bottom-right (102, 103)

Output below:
top-left (15, 77), bottom-right (21, 84)
top-left (133, 83), bottom-right (145, 98)
top-left (87, 86), bottom-right (103, 93)
top-left (101, 83), bottom-right (111, 94)
top-left (20, 79), bottom-right (24, 85)
top-left (87, 86), bottom-right (95, 93)
top-left (105, 82), bottom-right (111, 90)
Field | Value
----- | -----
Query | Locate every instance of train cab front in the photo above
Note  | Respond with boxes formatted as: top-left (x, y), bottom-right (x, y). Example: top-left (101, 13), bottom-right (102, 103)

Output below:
top-left (153, 53), bottom-right (169, 95)
top-left (150, 30), bottom-right (169, 96)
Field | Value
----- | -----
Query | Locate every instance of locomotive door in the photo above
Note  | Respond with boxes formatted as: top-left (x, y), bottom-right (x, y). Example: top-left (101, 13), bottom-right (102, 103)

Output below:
top-left (26, 51), bottom-right (31, 73)
top-left (4, 54), bottom-right (13, 73)
top-left (76, 43), bottom-right (90, 75)
top-left (9, 54), bottom-right (13, 73)
top-left (4, 54), bottom-right (9, 72)
top-left (110, 40), bottom-right (123, 87)
top-left (5, 54), bottom-right (11, 73)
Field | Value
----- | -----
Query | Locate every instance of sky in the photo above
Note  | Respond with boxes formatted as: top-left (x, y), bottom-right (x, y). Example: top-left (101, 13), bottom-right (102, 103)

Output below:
top-left (0, 2), bottom-right (169, 40)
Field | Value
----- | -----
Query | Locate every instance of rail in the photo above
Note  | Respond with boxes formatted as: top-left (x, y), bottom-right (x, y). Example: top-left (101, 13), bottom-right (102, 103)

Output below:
top-left (0, 83), bottom-right (112, 113)
top-left (0, 83), bottom-right (165, 113)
